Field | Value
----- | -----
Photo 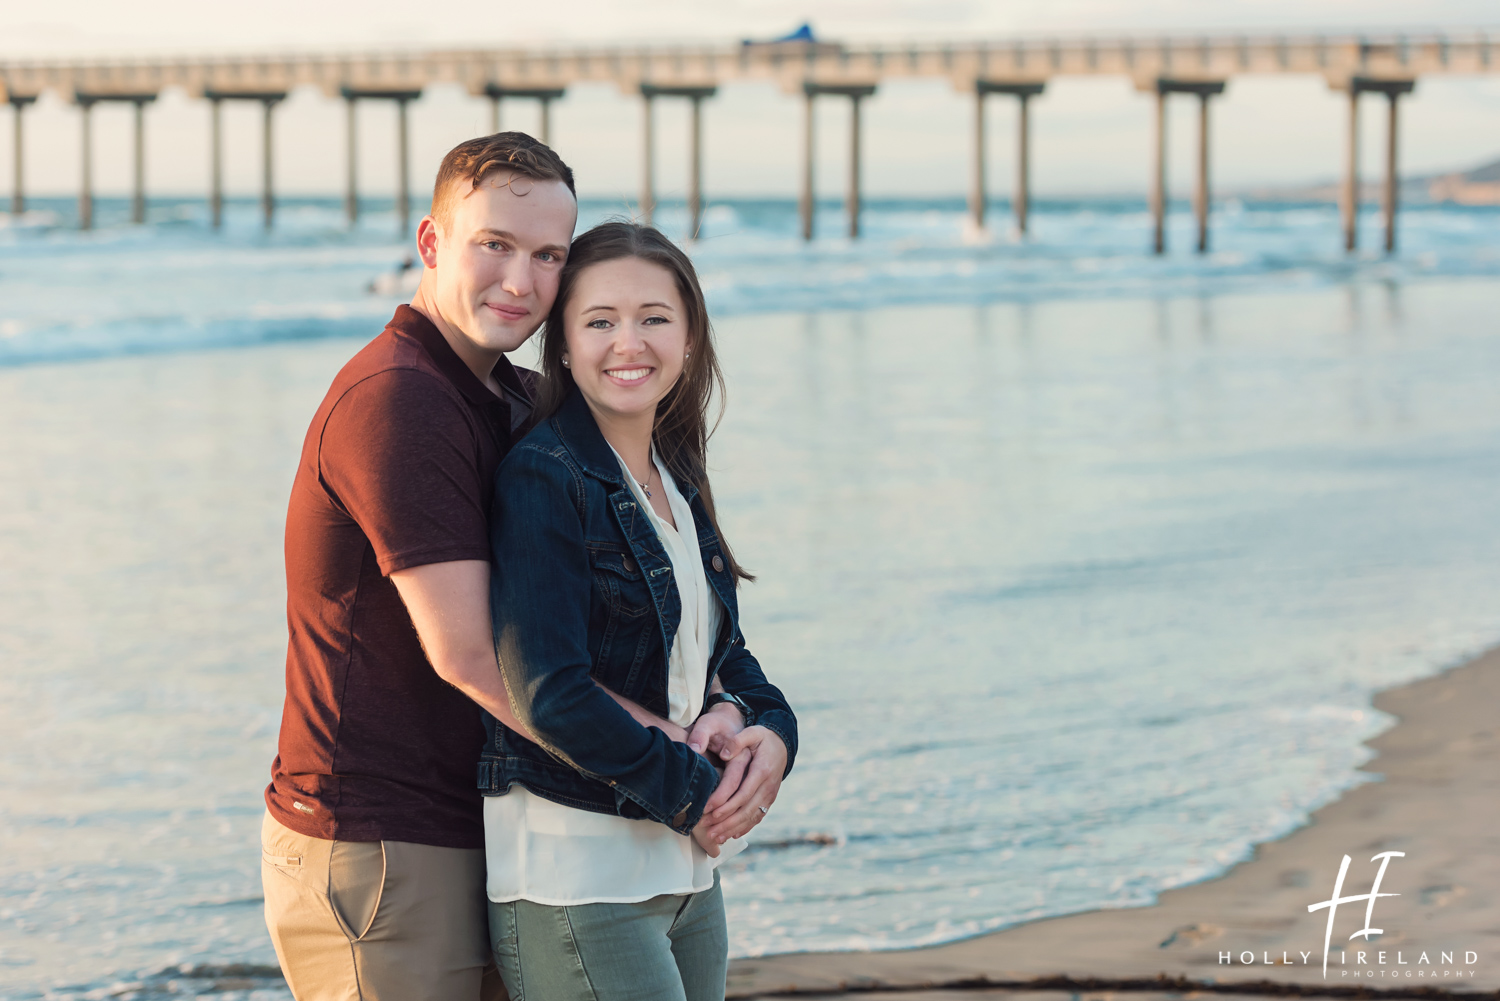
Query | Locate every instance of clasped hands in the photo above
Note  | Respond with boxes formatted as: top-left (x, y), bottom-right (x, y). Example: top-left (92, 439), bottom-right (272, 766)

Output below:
top-left (679, 703), bottom-right (786, 858)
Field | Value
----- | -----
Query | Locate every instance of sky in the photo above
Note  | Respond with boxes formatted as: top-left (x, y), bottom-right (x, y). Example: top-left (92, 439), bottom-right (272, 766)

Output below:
top-left (2, 0), bottom-right (1498, 200)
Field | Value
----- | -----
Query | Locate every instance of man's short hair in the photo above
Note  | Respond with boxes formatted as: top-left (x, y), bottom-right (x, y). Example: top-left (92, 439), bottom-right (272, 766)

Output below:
top-left (430, 132), bottom-right (576, 226)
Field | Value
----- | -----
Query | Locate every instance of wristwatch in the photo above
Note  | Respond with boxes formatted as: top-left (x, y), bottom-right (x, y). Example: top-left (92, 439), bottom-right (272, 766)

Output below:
top-left (705, 691), bottom-right (754, 726)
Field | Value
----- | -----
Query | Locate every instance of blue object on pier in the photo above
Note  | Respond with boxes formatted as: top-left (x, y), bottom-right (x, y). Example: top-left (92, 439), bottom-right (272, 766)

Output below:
top-left (744, 23), bottom-right (818, 45)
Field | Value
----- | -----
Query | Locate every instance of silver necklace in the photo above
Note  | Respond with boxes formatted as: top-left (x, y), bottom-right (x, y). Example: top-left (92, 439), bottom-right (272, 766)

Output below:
top-left (635, 464), bottom-right (654, 500)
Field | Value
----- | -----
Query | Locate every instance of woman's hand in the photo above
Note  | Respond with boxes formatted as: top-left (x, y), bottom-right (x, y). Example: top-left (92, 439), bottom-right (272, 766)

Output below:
top-left (702, 726), bottom-right (787, 844)
top-left (685, 702), bottom-right (747, 759)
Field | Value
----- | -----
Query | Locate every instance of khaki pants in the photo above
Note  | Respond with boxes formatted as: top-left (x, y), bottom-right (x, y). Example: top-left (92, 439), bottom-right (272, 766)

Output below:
top-left (261, 811), bottom-right (507, 1001)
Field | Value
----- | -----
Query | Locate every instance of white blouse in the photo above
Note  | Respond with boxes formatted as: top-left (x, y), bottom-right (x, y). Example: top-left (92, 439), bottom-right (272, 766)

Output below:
top-left (484, 448), bottom-right (746, 906)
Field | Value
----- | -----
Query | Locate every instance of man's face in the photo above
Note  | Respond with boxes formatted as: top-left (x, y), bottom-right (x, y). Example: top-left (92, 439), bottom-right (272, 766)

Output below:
top-left (424, 172), bottom-right (577, 355)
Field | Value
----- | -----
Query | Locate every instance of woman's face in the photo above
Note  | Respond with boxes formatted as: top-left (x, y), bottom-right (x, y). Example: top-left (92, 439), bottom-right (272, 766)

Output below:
top-left (561, 256), bottom-right (689, 425)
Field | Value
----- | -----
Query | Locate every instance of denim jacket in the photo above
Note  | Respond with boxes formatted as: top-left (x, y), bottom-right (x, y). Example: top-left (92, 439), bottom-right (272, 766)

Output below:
top-left (478, 388), bottom-right (798, 834)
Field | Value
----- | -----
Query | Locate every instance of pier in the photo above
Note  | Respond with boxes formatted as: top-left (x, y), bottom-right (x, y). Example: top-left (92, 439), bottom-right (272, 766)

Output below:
top-left (1, 30), bottom-right (1495, 251)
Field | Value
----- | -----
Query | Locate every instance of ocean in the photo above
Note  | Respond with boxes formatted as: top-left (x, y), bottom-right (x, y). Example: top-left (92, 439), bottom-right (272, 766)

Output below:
top-left (3, 196), bottom-right (1499, 998)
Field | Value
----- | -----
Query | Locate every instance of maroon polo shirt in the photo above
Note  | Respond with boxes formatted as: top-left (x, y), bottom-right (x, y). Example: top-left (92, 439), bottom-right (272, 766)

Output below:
top-left (266, 304), bottom-right (534, 848)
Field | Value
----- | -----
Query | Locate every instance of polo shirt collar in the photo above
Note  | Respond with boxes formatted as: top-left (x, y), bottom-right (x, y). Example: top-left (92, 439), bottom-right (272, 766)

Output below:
top-left (388, 304), bottom-right (533, 409)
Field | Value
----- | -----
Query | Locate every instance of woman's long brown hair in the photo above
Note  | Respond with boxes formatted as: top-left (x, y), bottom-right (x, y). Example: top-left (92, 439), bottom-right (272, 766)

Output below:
top-left (533, 221), bottom-right (753, 583)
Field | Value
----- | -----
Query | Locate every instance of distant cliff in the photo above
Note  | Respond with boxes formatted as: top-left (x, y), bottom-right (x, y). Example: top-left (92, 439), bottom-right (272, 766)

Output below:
top-left (1427, 158), bottom-right (1500, 204)
top-left (1238, 155), bottom-right (1500, 204)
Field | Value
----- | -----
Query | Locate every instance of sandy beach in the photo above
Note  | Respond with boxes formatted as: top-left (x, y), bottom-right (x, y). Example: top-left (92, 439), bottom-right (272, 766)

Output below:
top-left (729, 646), bottom-right (1500, 998)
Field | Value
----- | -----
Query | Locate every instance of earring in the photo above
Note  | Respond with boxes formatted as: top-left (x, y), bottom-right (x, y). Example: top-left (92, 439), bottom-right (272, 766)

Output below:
top-left (561, 356), bottom-right (570, 368)
top-left (685, 350), bottom-right (691, 360)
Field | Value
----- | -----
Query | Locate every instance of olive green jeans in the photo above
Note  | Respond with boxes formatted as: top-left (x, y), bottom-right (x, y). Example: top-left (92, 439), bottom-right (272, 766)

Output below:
top-left (487, 872), bottom-right (728, 1001)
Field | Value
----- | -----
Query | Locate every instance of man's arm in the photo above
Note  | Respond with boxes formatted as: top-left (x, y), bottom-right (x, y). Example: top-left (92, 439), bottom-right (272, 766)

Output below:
top-left (389, 560), bottom-right (529, 737)
top-left (390, 559), bottom-right (679, 742)
top-left (606, 688), bottom-right (689, 744)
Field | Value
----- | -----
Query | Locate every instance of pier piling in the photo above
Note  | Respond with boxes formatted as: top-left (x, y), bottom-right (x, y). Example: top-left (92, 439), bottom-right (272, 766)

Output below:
top-left (78, 98), bottom-right (93, 230)
top-left (848, 91), bottom-right (863, 238)
top-left (1384, 90), bottom-right (1399, 253)
top-left (395, 96), bottom-right (411, 236)
top-left (345, 95), bottom-right (358, 226)
top-left (203, 90), bottom-right (287, 231)
top-left (1339, 78), bottom-right (1412, 253)
top-left (131, 98), bottom-right (149, 224)
top-left (209, 98), bottom-right (223, 228)
top-left (9, 95), bottom-right (36, 216)
top-left (801, 83), bottom-right (877, 240)
top-left (1193, 89), bottom-right (1215, 252)
top-left (1016, 90), bottom-right (1033, 235)
top-left (483, 87), bottom-right (566, 146)
top-left (1343, 87), bottom-right (1360, 251)
top-left (641, 91), bottom-right (655, 225)
top-left (638, 85), bottom-right (717, 237)
top-left (75, 92), bottom-right (160, 230)
top-left (973, 82), bottom-right (1045, 236)
top-left (1149, 79), bottom-right (1224, 254)
top-left (800, 87), bottom-right (815, 240)
top-left (689, 94), bottom-right (703, 238)
top-left (341, 88), bottom-right (422, 235)
top-left (970, 89), bottom-right (986, 230)
top-left (1150, 87), bottom-right (1165, 254)
top-left (261, 98), bottom-right (276, 229)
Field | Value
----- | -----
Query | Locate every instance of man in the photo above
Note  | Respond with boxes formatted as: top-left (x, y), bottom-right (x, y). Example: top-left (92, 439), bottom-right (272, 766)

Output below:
top-left (260, 133), bottom-right (579, 1000)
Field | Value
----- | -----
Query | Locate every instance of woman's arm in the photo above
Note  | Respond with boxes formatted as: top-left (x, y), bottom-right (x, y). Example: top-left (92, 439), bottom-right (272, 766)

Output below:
top-left (712, 638), bottom-right (799, 777)
top-left (491, 446), bottom-right (720, 834)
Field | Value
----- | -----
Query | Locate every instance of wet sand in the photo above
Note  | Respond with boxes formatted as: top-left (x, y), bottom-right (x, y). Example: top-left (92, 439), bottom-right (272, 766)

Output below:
top-left (730, 647), bottom-right (1500, 997)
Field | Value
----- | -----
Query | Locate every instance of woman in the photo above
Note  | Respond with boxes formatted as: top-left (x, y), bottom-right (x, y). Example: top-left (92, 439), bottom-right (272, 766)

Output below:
top-left (479, 222), bottom-right (798, 1001)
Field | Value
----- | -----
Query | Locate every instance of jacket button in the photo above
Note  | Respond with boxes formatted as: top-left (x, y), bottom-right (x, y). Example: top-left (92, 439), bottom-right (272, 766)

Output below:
top-left (712, 556), bottom-right (724, 573)
top-left (622, 559), bottom-right (634, 572)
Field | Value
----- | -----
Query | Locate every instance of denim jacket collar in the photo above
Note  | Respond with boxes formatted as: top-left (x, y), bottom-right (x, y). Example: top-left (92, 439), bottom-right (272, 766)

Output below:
top-left (551, 389), bottom-right (628, 487)
top-left (549, 388), bottom-right (702, 507)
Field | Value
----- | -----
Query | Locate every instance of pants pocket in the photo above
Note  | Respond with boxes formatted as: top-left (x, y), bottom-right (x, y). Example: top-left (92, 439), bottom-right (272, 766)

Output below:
top-left (260, 811), bottom-right (318, 889)
top-left (327, 839), bottom-right (386, 941)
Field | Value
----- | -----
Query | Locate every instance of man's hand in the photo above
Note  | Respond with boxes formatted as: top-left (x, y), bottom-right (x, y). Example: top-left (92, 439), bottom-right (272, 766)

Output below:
top-left (691, 823), bottom-right (722, 858)
top-left (686, 702), bottom-right (747, 759)
top-left (702, 726), bottom-right (787, 843)
top-left (605, 690), bottom-right (689, 743)
top-left (701, 745), bottom-right (751, 817)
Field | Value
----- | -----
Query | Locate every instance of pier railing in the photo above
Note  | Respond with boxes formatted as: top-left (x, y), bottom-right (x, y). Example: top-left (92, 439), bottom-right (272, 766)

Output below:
top-left (3, 31), bottom-right (1496, 251)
